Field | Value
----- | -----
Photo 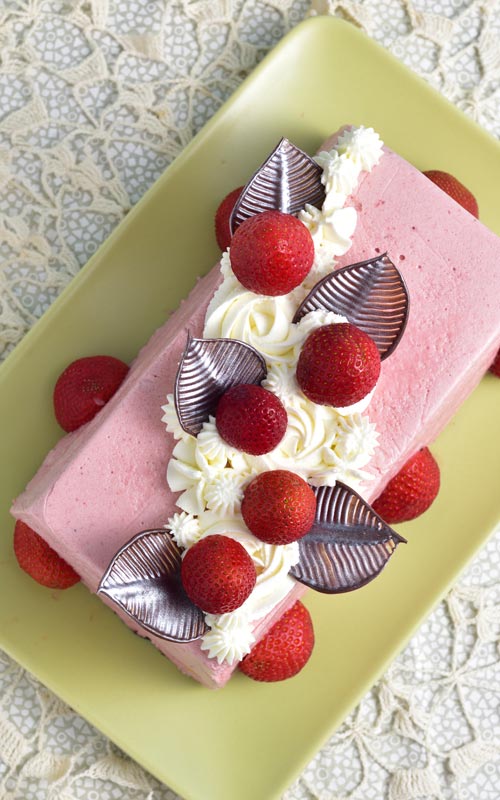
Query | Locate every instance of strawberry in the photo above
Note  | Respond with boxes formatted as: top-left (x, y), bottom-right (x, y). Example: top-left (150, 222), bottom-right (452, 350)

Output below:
top-left (423, 170), bottom-right (479, 218)
top-left (181, 534), bottom-right (256, 614)
top-left (489, 346), bottom-right (500, 377)
top-left (230, 209), bottom-right (314, 296)
top-left (13, 520), bottom-right (80, 589)
top-left (215, 186), bottom-right (244, 251)
top-left (372, 447), bottom-right (441, 524)
top-left (54, 355), bottom-right (129, 432)
top-left (239, 600), bottom-right (314, 682)
top-left (296, 323), bottom-right (381, 407)
top-left (241, 470), bottom-right (316, 545)
top-left (216, 384), bottom-right (287, 455)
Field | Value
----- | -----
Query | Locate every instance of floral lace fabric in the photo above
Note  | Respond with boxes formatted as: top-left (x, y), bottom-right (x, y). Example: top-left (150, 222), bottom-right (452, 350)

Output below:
top-left (1, 1), bottom-right (499, 798)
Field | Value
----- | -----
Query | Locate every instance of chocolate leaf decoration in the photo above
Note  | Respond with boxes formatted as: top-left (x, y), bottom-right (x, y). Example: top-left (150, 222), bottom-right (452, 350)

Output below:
top-left (230, 138), bottom-right (325, 233)
top-left (293, 253), bottom-right (409, 359)
top-left (98, 529), bottom-right (208, 642)
top-left (174, 333), bottom-right (267, 436)
top-left (290, 482), bottom-right (406, 593)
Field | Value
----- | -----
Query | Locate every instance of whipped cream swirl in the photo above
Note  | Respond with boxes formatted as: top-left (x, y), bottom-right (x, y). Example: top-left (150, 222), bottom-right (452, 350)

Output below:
top-left (163, 126), bottom-right (384, 663)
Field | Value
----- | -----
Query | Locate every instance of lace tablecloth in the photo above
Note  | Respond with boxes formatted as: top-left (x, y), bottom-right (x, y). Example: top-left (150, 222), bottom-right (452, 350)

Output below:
top-left (1, 1), bottom-right (499, 798)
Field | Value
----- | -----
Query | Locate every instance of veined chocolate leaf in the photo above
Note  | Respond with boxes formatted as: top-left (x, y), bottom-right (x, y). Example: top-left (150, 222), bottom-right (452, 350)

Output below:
top-left (175, 333), bottom-right (267, 436)
top-left (293, 253), bottom-right (409, 359)
top-left (230, 138), bottom-right (325, 233)
top-left (290, 482), bottom-right (406, 593)
top-left (98, 529), bottom-right (208, 641)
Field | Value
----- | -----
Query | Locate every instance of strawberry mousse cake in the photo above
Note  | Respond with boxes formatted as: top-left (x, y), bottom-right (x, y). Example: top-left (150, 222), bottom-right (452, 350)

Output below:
top-left (11, 125), bottom-right (500, 688)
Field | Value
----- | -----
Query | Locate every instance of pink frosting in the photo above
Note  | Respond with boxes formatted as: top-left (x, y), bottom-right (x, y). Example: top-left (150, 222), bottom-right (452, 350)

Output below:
top-left (11, 133), bottom-right (500, 688)
top-left (327, 140), bottom-right (500, 499)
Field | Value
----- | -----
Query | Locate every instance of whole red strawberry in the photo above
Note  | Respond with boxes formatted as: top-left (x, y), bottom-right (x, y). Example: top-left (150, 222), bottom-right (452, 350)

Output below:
top-left (215, 185), bottom-right (243, 251)
top-left (423, 170), bottom-right (479, 218)
top-left (216, 384), bottom-right (287, 455)
top-left (230, 210), bottom-right (314, 296)
top-left (181, 534), bottom-right (256, 614)
top-left (54, 355), bottom-right (129, 432)
top-left (372, 447), bottom-right (441, 524)
top-left (489, 346), bottom-right (500, 377)
top-left (296, 323), bottom-right (381, 407)
top-left (13, 520), bottom-right (80, 589)
top-left (239, 600), bottom-right (314, 682)
top-left (241, 470), bottom-right (316, 545)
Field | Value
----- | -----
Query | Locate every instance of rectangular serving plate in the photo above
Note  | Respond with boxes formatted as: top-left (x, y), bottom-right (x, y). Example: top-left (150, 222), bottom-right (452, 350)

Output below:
top-left (1, 17), bottom-right (500, 800)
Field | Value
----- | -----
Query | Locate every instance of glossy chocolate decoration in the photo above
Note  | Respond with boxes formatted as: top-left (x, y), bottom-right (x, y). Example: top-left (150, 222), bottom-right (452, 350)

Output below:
top-left (293, 253), bottom-right (409, 359)
top-left (174, 333), bottom-right (267, 436)
top-left (230, 138), bottom-right (325, 233)
top-left (98, 529), bottom-right (208, 641)
top-left (290, 482), bottom-right (406, 593)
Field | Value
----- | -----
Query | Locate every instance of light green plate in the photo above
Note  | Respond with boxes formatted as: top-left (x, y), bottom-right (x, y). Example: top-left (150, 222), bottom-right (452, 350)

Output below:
top-left (1, 16), bottom-right (499, 800)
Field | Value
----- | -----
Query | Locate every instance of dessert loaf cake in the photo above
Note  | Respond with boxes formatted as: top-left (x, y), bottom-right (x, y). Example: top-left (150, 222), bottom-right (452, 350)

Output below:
top-left (11, 126), bottom-right (500, 688)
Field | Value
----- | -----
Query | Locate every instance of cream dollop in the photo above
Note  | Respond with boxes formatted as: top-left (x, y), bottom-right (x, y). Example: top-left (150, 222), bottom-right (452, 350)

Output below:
top-left (201, 610), bottom-right (255, 665)
top-left (262, 362), bottom-right (298, 405)
top-left (315, 149), bottom-right (361, 210)
top-left (196, 418), bottom-right (249, 472)
top-left (335, 126), bottom-right (384, 171)
top-left (300, 204), bottom-right (357, 254)
top-left (331, 412), bottom-right (379, 484)
top-left (161, 394), bottom-right (190, 442)
top-left (167, 512), bottom-right (201, 549)
top-left (299, 204), bottom-right (357, 257)
top-left (204, 284), bottom-right (301, 364)
top-left (166, 434), bottom-right (255, 516)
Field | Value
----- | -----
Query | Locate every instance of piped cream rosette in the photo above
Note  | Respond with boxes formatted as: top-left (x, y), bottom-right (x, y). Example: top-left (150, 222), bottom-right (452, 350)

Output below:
top-left (163, 126), bottom-right (384, 664)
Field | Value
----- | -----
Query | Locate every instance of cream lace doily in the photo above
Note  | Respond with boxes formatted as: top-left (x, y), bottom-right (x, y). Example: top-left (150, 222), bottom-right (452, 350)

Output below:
top-left (1, 1), bottom-right (499, 798)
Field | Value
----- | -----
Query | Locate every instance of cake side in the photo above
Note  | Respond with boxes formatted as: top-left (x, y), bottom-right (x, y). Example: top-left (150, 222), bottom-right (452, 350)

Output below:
top-left (100, 578), bottom-right (307, 688)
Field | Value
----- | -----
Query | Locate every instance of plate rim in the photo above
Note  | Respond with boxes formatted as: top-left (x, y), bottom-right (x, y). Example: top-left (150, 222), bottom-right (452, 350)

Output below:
top-left (1, 15), bottom-right (500, 800)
